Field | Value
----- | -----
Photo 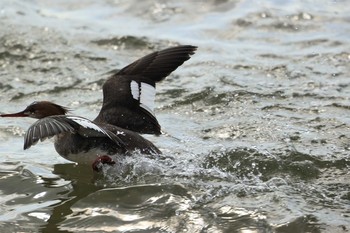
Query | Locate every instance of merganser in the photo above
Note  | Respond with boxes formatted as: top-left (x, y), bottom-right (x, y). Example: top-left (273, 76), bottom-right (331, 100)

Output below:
top-left (1, 45), bottom-right (197, 170)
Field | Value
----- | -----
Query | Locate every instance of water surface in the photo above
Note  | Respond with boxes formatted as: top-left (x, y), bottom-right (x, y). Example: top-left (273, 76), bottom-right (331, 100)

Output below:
top-left (0, 0), bottom-right (349, 232)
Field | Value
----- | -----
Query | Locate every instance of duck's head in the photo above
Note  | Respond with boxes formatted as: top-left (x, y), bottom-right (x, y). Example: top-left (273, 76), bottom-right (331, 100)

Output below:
top-left (1, 101), bottom-right (69, 119)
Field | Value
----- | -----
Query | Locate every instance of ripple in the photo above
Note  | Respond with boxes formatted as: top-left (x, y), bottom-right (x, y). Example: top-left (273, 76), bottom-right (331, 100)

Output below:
top-left (91, 36), bottom-right (150, 50)
top-left (1, 0), bottom-right (350, 232)
top-left (275, 215), bottom-right (322, 233)
top-left (58, 184), bottom-right (199, 232)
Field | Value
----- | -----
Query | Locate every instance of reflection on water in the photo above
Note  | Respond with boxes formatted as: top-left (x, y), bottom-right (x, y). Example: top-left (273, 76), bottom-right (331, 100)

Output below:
top-left (1, 0), bottom-right (350, 232)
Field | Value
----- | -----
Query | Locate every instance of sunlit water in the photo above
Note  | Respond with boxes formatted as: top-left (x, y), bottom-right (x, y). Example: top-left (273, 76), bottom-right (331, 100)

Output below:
top-left (0, 0), bottom-right (349, 232)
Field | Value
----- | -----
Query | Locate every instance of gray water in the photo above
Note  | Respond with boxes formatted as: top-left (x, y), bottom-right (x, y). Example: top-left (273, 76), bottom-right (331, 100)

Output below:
top-left (0, 0), bottom-right (349, 232)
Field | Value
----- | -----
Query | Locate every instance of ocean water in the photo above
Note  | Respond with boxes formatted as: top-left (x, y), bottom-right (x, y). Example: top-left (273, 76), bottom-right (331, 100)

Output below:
top-left (0, 0), bottom-right (349, 232)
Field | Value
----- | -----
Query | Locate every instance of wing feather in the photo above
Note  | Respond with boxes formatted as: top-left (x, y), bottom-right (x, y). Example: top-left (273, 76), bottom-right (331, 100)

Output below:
top-left (24, 116), bottom-right (76, 150)
top-left (23, 115), bottom-right (125, 150)
top-left (117, 45), bottom-right (197, 81)
top-left (94, 45), bottom-right (197, 134)
top-left (66, 116), bottom-right (125, 147)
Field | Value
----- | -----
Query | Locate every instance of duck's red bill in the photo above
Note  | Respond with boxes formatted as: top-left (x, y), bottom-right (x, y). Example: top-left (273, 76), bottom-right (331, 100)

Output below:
top-left (1, 111), bottom-right (28, 117)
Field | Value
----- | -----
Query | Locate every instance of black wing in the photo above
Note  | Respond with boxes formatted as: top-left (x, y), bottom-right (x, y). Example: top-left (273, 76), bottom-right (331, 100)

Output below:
top-left (24, 115), bottom-right (125, 150)
top-left (117, 45), bottom-right (197, 81)
top-left (94, 45), bottom-right (197, 135)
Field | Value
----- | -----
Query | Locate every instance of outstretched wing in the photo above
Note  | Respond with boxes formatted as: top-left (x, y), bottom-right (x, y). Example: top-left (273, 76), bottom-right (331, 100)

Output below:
top-left (94, 45), bottom-right (197, 135)
top-left (117, 45), bottom-right (197, 82)
top-left (24, 115), bottom-right (125, 150)
top-left (65, 116), bottom-right (125, 147)
top-left (24, 116), bottom-right (75, 150)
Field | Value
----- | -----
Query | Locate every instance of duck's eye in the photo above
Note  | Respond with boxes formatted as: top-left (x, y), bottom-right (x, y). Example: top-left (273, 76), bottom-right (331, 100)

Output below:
top-left (24, 111), bottom-right (34, 115)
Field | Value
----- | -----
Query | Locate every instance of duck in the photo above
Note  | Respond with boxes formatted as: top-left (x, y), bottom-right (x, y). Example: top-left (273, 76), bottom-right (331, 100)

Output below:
top-left (1, 45), bottom-right (197, 170)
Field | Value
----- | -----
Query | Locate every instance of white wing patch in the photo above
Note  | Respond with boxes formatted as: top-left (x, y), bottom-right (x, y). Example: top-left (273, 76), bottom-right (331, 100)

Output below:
top-left (65, 116), bottom-right (124, 146)
top-left (67, 116), bottom-right (104, 133)
top-left (130, 80), bottom-right (139, 100)
top-left (116, 131), bottom-right (125, 135)
top-left (130, 81), bottom-right (156, 117)
top-left (140, 82), bottom-right (155, 114)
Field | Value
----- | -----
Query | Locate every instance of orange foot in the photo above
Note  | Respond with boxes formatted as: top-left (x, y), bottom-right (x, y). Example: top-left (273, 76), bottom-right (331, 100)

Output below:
top-left (92, 155), bottom-right (116, 172)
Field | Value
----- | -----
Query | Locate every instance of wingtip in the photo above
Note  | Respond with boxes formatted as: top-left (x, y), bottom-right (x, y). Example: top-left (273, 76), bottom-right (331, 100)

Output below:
top-left (186, 45), bottom-right (197, 56)
top-left (173, 44), bottom-right (198, 54)
top-left (23, 143), bottom-right (31, 150)
top-left (187, 45), bottom-right (198, 50)
top-left (23, 137), bottom-right (34, 150)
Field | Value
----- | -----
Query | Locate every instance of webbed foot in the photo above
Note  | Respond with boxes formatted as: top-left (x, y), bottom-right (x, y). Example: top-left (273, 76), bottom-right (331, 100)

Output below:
top-left (92, 155), bottom-right (116, 172)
